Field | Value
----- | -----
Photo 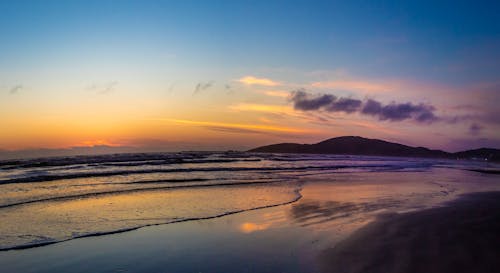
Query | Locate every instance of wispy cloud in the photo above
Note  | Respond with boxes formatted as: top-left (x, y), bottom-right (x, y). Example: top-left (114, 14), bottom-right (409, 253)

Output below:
top-left (86, 81), bottom-right (118, 94)
top-left (238, 76), bottom-right (280, 86)
top-left (203, 126), bottom-right (264, 135)
top-left (227, 102), bottom-right (330, 123)
top-left (169, 119), bottom-right (307, 134)
top-left (167, 82), bottom-right (177, 93)
top-left (8, 85), bottom-right (23, 95)
top-left (224, 84), bottom-right (234, 94)
top-left (228, 103), bottom-right (293, 114)
top-left (290, 89), bottom-right (438, 123)
top-left (257, 90), bottom-right (290, 98)
top-left (193, 81), bottom-right (214, 95)
top-left (101, 82), bottom-right (117, 94)
top-left (78, 139), bottom-right (122, 147)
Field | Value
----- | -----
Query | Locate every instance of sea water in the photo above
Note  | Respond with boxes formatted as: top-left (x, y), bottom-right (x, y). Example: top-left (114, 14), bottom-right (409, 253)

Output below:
top-left (0, 152), bottom-right (498, 250)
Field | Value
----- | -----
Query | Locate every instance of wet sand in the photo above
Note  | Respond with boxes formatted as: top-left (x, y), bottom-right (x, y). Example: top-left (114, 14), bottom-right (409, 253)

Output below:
top-left (320, 191), bottom-right (500, 273)
top-left (1, 169), bottom-right (499, 273)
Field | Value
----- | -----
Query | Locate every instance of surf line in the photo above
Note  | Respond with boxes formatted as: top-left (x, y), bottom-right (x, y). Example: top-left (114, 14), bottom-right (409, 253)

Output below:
top-left (0, 184), bottom-right (304, 252)
top-left (0, 179), bottom-right (295, 209)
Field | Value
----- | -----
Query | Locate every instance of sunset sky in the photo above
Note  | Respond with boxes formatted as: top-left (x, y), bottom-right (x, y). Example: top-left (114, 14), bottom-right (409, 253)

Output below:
top-left (1, 0), bottom-right (500, 155)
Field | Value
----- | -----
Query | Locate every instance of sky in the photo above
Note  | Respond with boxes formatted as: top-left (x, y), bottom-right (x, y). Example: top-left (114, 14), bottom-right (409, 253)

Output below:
top-left (1, 0), bottom-right (500, 156)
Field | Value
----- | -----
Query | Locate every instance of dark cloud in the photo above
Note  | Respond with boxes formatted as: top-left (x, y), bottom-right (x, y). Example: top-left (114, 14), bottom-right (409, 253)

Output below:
top-left (291, 90), bottom-right (438, 123)
top-left (361, 99), bottom-right (382, 115)
top-left (9, 85), bottom-right (23, 95)
top-left (291, 89), bottom-right (336, 110)
top-left (468, 123), bottom-right (483, 135)
top-left (193, 81), bottom-right (214, 95)
top-left (414, 108), bottom-right (438, 123)
top-left (327, 98), bottom-right (362, 113)
top-left (368, 102), bottom-right (437, 123)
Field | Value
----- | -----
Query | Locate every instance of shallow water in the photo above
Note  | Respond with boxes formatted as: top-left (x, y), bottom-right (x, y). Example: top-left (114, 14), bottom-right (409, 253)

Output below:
top-left (0, 152), bottom-right (498, 251)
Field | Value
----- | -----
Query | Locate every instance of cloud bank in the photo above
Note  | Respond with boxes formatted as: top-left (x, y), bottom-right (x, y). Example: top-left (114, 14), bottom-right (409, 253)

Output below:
top-left (290, 89), bottom-right (437, 123)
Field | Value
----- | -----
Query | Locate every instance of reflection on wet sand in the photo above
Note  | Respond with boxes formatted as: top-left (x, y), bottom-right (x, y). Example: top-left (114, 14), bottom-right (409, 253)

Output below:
top-left (239, 222), bottom-right (271, 233)
top-left (290, 200), bottom-right (393, 227)
top-left (284, 168), bottom-right (500, 238)
top-left (238, 210), bottom-right (289, 233)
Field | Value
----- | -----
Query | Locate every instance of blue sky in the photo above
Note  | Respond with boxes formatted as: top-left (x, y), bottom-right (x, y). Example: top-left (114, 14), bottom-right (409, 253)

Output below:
top-left (1, 0), bottom-right (500, 153)
top-left (3, 0), bottom-right (499, 79)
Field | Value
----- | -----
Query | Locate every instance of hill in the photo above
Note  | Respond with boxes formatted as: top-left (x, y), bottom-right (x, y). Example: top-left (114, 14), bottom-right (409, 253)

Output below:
top-left (453, 148), bottom-right (500, 162)
top-left (249, 136), bottom-right (499, 161)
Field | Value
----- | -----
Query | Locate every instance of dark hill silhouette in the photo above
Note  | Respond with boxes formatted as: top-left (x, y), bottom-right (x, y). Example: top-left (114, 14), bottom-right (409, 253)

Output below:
top-left (453, 148), bottom-right (500, 162)
top-left (249, 136), bottom-right (500, 161)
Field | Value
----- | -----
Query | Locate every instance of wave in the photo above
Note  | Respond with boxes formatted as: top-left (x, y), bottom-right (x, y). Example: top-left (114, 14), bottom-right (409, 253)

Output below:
top-left (0, 156), bottom-right (261, 171)
top-left (0, 163), bottom-right (427, 185)
top-left (96, 158), bottom-right (261, 167)
top-left (0, 178), bottom-right (291, 209)
top-left (0, 185), bottom-right (303, 251)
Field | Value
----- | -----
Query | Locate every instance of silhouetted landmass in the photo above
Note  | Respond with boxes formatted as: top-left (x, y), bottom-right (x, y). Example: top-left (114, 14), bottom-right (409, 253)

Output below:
top-left (453, 148), bottom-right (500, 162)
top-left (249, 136), bottom-right (500, 161)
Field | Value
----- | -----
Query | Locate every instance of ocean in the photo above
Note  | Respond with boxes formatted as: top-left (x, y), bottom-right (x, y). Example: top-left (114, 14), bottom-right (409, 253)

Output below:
top-left (0, 152), bottom-right (499, 253)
